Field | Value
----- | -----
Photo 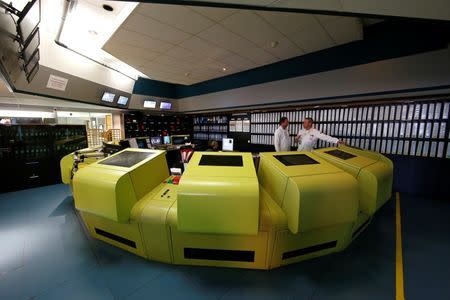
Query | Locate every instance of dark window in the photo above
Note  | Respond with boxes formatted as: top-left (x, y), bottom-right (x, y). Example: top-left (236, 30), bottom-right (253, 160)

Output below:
top-left (324, 149), bottom-right (357, 160)
top-left (99, 151), bottom-right (154, 168)
top-left (199, 155), bottom-right (243, 167)
top-left (274, 154), bottom-right (319, 166)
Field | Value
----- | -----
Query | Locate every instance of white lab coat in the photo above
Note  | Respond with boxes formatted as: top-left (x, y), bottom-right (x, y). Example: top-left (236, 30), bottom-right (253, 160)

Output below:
top-left (274, 126), bottom-right (291, 152)
top-left (296, 128), bottom-right (339, 152)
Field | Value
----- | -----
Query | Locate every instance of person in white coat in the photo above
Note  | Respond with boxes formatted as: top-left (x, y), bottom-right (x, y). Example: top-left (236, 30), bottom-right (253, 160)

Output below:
top-left (274, 117), bottom-right (291, 152)
top-left (295, 117), bottom-right (343, 152)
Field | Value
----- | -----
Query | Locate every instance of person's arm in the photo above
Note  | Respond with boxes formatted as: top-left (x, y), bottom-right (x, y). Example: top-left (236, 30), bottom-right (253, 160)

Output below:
top-left (294, 129), bottom-right (303, 142)
top-left (274, 130), bottom-right (281, 152)
top-left (316, 130), bottom-right (340, 144)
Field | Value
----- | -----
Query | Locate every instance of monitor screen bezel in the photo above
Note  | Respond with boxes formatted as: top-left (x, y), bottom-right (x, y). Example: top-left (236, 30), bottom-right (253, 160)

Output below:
top-left (101, 92), bottom-right (116, 103)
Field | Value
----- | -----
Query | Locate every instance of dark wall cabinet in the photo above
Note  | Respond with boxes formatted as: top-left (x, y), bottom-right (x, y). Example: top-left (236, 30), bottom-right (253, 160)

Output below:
top-left (0, 125), bottom-right (87, 193)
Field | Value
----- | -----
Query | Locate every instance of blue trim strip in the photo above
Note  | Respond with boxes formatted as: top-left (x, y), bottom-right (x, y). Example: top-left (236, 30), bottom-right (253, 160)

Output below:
top-left (180, 84), bottom-right (450, 113)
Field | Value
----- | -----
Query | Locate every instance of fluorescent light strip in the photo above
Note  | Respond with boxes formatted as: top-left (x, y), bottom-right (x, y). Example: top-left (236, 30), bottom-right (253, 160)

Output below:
top-left (0, 110), bottom-right (55, 118)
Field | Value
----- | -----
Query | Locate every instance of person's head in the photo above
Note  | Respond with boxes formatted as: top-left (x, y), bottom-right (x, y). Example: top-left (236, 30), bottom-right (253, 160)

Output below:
top-left (279, 117), bottom-right (289, 129)
top-left (303, 117), bottom-right (314, 130)
top-left (210, 140), bottom-right (219, 151)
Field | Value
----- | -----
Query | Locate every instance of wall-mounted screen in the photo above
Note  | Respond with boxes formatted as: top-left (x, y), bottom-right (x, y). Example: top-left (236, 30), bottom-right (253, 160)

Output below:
top-left (117, 96), bottom-right (129, 105)
top-left (143, 100), bottom-right (156, 108)
top-left (22, 28), bottom-right (40, 63)
top-left (101, 92), bottom-right (115, 103)
top-left (18, 0), bottom-right (41, 45)
top-left (160, 102), bottom-right (172, 110)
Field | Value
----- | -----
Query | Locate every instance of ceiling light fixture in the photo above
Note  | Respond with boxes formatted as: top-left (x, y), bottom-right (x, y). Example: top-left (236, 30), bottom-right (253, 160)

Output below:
top-left (222, 67), bottom-right (227, 72)
top-left (184, 72), bottom-right (190, 77)
top-left (271, 41), bottom-right (279, 48)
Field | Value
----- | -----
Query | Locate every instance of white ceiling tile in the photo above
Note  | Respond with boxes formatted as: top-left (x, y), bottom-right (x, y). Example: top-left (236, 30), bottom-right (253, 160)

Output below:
top-left (123, 12), bottom-right (191, 44)
top-left (136, 3), bottom-right (214, 34)
top-left (103, 43), bottom-right (160, 62)
top-left (178, 36), bottom-right (234, 61)
top-left (262, 36), bottom-right (304, 60)
top-left (257, 11), bottom-right (317, 37)
top-left (220, 11), bottom-right (287, 48)
top-left (189, 6), bottom-right (237, 21)
top-left (197, 24), bottom-right (275, 64)
top-left (290, 25), bottom-right (335, 53)
top-left (320, 17), bottom-right (363, 45)
top-left (105, 28), bottom-right (174, 53)
top-left (218, 54), bottom-right (255, 70)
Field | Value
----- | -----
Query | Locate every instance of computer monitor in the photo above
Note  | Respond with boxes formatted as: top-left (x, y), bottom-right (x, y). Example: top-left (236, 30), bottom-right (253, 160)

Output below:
top-left (128, 138), bottom-right (138, 148)
top-left (163, 136), bottom-right (171, 145)
top-left (117, 96), bottom-right (129, 106)
top-left (101, 92), bottom-right (115, 103)
top-left (151, 136), bottom-right (162, 145)
top-left (222, 138), bottom-right (234, 152)
top-left (136, 137), bottom-right (148, 149)
top-left (171, 135), bottom-right (190, 145)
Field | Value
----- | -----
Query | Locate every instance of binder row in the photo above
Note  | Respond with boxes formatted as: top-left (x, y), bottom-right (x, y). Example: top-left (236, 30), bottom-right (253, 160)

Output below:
top-left (193, 133), bottom-right (227, 141)
top-left (250, 100), bottom-right (450, 158)
top-left (193, 125), bottom-right (227, 132)
top-left (193, 115), bottom-right (228, 125)
top-left (251, 102), bottom-right (449, 123)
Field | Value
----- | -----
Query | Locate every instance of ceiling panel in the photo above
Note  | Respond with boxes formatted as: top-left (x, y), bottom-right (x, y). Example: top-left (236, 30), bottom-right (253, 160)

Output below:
top-left (136, 4), bottom-right (215, 34)
top-left (122, 13), bottom-right (191, 44)
top-left (103, 3), bottom-right (363, 84)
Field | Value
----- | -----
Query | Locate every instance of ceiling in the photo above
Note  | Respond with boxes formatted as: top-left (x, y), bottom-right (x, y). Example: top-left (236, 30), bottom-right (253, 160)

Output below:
top-left (178, 0), bottom-right (450, 21)
top-left (103, 3), bottom-right (363, 85)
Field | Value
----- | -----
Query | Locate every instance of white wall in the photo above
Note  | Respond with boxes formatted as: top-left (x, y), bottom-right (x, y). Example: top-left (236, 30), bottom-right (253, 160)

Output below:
top-left (39, 34), bottom-right (135, 94)
top-left (177, 48), bottom-right (450, 112)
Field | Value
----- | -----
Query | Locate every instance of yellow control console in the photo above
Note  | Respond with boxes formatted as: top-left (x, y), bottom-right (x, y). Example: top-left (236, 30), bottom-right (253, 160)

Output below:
top-left (62, 147), bottom-right (393, 269)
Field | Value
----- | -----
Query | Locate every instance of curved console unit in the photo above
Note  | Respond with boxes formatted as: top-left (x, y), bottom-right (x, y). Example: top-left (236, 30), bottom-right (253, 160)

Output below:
top-left (61, 147), bottom-right (393, 269)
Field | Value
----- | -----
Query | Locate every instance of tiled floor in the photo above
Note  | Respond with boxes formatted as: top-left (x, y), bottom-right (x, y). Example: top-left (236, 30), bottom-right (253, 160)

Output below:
top-left (1, 184), bottom-right (444, 300)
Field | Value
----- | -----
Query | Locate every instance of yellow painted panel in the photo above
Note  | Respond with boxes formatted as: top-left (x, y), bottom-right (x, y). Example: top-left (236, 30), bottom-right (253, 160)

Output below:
top-left (80, 211), bottom-right (146, 258)
top-left (171, 228), bottom-right (268, 269)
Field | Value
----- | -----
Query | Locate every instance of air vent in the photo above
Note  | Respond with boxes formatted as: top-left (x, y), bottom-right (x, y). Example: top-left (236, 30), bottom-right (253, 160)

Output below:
top-left (95, 228), bottom-right (136, 248)
top-left (184, 248), bottom-right (255, 262)
top-left (282, 241), bottom-right (337, 260)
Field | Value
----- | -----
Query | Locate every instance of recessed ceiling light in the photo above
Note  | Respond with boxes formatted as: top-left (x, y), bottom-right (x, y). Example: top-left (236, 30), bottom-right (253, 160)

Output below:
top-left (184, 72), bottom-right (190, 77)
top-left (222, 67), bottom-right (227, 72)
top-left (271, 41), bottom-right (279, 48)
top-left (103, 4), bottom-right (114, 12)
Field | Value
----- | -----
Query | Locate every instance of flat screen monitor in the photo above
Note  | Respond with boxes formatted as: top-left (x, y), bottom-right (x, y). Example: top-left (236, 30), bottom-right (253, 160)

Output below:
top-left (143, 100), bottom-right (156, 108)
top-left (199, 155), bottom-right (243, 167)
top-left (24, 48), bottom-right (39, 73)
top-left (18, 0), bottom-right (41, 45)
top-left (324, 149), bottom-right (356, 160)
top-left (101, 92), bottom-right (115, 103)
top-left (136, 138), bottom-right (148, 149)
top-left (99, 151), bottom-right (154, 168)
top-left (128, 138), bottom-right (138, 148)
top-left (160, 102), bottom-right (172, 110)
top-left (222, 138), bottom-right (234, 151)
top-left (274, 154), bottom-right (319, 166)
top-left (151, 136), bottom-right (162, 145)
top-left (117, 96), bottom-right (129, 105)
top-left (171, 135), bottom-right (190, 145)
top-left (26, 62), bottom-right (39, 83)
top-left (22, 28), bottom-right (39, 63)
top-left (163, 136), bottom-right (171, 145)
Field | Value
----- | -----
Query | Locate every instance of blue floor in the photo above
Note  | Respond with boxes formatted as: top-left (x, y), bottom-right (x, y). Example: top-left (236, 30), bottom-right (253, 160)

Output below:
top-left (2, 184), bottom-right (441, 300)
